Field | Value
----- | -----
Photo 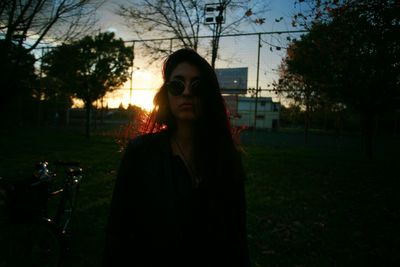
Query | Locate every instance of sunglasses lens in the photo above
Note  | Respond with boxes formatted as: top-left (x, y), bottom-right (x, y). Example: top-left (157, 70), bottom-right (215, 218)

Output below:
top-left (167, 80), bottom-right (203, 96)
top-left (167, 80), bottom-right (184, 96)
top-left (190, 80), bottom-right (201, 96)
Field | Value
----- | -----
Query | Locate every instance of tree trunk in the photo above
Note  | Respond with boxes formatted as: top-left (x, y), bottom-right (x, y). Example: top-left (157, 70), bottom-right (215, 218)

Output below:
top-left (85, 101), bottom-right (91, 138)
top-left (93, 100), bottom-right (97, 131)
top-left (100, 97), bottom-right (104, 124)
top-left (334, 111), bottom-right (342, 147)
top-left (304, 102), bottom-right (310, 144)
top-left (362, 110), bottom-right (375, 161)
top-left (211, 22), bottom-right (223, 69)
top-left (37, 98), bottom-right (42, 127)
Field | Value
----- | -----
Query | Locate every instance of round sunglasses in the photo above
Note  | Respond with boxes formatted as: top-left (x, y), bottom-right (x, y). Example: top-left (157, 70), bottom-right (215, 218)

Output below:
top-left (166, 79), bottom-right (202, 96)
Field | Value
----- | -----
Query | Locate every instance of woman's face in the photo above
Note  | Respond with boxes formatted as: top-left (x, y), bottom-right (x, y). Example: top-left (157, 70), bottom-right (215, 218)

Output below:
top-left (167, 62), bottom-right (201, 122)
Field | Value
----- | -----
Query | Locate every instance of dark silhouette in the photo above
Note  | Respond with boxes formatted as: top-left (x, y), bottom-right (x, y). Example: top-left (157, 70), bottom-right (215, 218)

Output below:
top-left (0, 161), bottom-right (83, 266)
top-left (277, 0), bottom-right (400, 158)
top-left (103, 48), bottom-right (251, 266)
top-left (42, 32), bottom-right (133, 137)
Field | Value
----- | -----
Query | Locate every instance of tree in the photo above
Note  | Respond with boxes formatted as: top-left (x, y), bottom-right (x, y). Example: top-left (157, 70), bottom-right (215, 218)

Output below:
top-left (36, 74), bottom-right (74, 126)
top-left (43, 32), bottom-right (133, 137)
top-left (0, 0), bottom-right (102, 124)
top-left (0, 40), bottom-right (37, 125)
top-left (273, 60), bottom-right (323, 142)
top-left (285, 0), bottom-right (400, 158)
top-left (117, 0), bottom-right (267, 67)
top-left (0, 0), bottom-right (101, 52)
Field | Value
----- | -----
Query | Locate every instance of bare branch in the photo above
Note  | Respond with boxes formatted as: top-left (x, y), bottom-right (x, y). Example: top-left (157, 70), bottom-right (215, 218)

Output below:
top-left (117, 0), bottom-right (268, 62)
top-left (1, 0), bottom-right (103, 51)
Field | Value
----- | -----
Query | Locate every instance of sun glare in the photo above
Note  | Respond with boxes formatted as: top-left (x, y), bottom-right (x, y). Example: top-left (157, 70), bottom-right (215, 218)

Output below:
top-left (105, 89), bottom-right (157, 111)
top-left (72, 70), bottom-right (162, 111)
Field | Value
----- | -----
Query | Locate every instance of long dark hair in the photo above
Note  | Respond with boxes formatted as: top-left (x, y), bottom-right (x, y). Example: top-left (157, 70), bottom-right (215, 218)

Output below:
top-left (147, 48), bottom-right (241, 187)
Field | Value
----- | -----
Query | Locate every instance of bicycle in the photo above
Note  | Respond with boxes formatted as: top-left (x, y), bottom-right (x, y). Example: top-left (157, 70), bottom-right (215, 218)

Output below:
top-left (0, 160), bottom-right (83, 267)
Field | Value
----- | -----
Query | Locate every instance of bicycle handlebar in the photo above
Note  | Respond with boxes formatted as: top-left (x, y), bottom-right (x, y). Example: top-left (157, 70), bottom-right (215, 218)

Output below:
top-left (54, 160), bottom-right (81, 167)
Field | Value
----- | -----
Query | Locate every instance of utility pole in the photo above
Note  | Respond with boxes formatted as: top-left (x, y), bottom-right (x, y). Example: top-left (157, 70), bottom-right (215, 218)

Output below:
top-left (37, 47), bottom-right (45, 126)
top-left (129, 42), bottom-right (135, 106)
top-left (254, 33), bottom-right (261, 130)
top-left (204, 1), bottom-right (226, 69)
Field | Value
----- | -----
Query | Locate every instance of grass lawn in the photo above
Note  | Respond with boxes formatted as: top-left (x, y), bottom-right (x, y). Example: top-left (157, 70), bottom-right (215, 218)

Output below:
top-left (0, 126), bottom-right (399, 266)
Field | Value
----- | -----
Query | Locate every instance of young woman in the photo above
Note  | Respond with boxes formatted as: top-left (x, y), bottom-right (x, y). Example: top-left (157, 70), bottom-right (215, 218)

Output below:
top-left (103, 48), bottom-right (250, 267)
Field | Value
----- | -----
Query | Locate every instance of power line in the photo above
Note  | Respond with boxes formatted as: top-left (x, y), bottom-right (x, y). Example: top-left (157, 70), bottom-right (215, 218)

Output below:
top-left (124, 30), bottom-right (308, 43)
top-left (111, 87), bottom-right (157, 91)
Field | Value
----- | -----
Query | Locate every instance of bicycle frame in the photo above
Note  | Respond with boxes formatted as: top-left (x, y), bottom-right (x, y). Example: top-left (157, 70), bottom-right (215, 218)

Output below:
top-left (53, 162), bottom-right (83, 233)
top-left (0, 161), bottom-right (83, 267)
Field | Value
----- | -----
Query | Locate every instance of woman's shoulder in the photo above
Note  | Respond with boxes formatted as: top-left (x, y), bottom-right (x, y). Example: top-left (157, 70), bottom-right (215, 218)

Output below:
top-left (125, 130), bottom-right (169, 152)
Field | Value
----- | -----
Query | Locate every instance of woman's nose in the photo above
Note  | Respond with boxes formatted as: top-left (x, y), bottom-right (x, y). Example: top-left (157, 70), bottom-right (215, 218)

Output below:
top-left (182, 82), bottom-right (192, 96)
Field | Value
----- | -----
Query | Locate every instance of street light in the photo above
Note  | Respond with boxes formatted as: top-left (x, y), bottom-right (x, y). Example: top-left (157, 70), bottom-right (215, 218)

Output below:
top-left (204, 3), bottom-right (226, 25)
top-left (204, 2), bottom-right (227, 68)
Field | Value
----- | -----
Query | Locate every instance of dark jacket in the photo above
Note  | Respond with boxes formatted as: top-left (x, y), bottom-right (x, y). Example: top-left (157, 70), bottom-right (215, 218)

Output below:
top-left (103, 131), bottom-right (250, 267)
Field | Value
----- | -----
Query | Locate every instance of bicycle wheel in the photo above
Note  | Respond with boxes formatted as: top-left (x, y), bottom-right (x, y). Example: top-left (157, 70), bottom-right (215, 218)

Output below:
top-left (1, 220), bottom-right (62, 267)
top-left (58, 183), bottom-right (80, 234)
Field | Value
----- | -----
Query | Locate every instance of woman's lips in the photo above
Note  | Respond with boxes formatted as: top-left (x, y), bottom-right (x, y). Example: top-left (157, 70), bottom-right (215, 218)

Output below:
top-left (179, 102), bottom-right (193, 109)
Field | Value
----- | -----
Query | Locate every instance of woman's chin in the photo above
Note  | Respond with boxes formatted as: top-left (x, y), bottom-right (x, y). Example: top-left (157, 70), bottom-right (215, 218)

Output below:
top-left (176, 112), bottom-right (197, 122)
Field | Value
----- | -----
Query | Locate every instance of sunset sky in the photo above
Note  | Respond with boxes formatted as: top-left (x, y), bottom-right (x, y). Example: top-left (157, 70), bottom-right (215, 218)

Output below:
top-left (92, 0), bottom-right (303, 110)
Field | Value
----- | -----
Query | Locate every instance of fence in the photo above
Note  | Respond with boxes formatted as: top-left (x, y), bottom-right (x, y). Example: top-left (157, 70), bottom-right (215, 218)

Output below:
top-left (112, 30), bottom-right (307, 129)
top-left (33, 30), bottom-right (307, 128)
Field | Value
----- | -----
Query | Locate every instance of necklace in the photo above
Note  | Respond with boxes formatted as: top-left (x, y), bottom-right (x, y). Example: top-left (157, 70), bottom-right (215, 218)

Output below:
top-left (173, 138), bottom-right (200, 187)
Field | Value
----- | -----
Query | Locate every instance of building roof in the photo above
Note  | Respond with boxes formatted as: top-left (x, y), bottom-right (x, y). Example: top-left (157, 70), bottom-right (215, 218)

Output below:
top-left (238, 96), bottom-right (275, 103)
